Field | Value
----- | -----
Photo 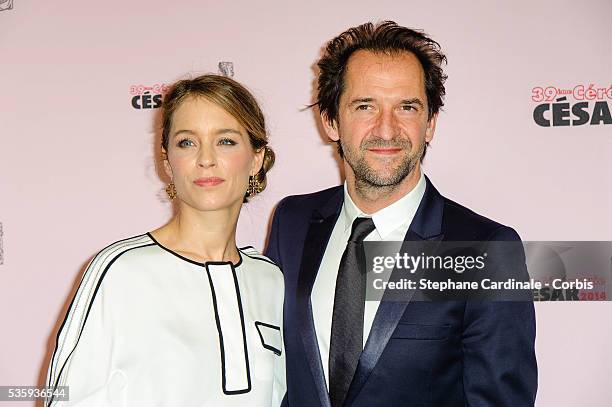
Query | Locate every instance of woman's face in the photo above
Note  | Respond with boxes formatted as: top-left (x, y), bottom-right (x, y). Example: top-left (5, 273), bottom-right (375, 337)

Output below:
top-left (164, 96), bottom-right (264, 212)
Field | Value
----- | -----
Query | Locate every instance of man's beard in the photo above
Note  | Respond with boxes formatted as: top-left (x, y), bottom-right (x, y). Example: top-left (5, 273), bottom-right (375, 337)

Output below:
top-left (341, 136), bottom-right (424, 189)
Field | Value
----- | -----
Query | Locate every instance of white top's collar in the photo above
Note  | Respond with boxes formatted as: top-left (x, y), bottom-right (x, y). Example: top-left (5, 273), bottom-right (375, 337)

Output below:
top-left (341, 172), bottom-right (426, 238)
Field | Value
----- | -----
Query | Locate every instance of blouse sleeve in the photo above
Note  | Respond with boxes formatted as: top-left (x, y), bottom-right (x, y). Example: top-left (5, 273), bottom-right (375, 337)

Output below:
top-left (45, 244), bottom-right (128, 406)
top-left (271, 326), bottom-right (287, 406)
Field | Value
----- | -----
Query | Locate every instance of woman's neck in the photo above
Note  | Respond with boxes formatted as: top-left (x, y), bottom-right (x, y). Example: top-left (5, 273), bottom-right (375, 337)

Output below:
top-left (151, 202), bottom-right (241, 264)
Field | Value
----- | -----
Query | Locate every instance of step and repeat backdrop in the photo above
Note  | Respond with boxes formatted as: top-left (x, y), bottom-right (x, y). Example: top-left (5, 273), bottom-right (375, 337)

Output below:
top-left (1, 0), bottom-right (610, 406)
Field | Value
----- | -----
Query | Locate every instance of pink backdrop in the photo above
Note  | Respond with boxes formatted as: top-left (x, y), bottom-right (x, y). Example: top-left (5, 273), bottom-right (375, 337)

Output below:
top-left (1, 0), bottom-right (611, 405)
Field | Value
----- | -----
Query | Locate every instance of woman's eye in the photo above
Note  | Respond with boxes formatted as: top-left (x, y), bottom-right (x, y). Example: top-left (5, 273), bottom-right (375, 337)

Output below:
top-left (177, 139), bottom-right (195, 148)
top-left (219, 138), bottom-right (237, 146)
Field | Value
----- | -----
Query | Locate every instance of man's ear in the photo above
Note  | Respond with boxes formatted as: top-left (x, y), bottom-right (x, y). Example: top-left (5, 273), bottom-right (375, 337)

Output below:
top-left (251, 147), bottom-right (265, 176)
top-left (162, 149), bottom-right (173, 179)
top-left (425, 113), bottom-right (438, 143)
top-left (321, 113), bottom-right (340, 142)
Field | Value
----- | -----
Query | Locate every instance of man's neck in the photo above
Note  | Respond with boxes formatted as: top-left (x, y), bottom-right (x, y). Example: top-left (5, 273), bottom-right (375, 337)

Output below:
top-left (346, 166), bottom-right (422, 214)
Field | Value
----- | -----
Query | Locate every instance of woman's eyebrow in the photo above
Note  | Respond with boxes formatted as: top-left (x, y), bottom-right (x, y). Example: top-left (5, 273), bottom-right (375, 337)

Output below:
top-left (172, 128), bottom-right (242, 137)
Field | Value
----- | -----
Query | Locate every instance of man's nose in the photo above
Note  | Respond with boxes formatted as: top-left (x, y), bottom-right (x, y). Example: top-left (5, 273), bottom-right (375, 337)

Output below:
top-left (375, 109), bottom-right (400, 140)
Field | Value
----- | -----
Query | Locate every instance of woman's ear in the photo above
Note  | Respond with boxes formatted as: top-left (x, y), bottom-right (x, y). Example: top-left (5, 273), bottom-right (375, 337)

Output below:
top-left (162, 149), bottom-right (173, 179)
top-left (251, 147), bottom-right (265, 176)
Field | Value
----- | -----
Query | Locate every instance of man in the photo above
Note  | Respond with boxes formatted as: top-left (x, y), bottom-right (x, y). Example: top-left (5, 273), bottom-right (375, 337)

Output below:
top-left (266, 21), bottom-right (537, 407)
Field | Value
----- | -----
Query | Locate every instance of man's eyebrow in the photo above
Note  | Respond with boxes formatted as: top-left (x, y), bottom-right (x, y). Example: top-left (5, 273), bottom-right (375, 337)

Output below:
top-left (348, 98), bottom-right (375, 106)
top-left (400, 98), bottom-right (425, 108)
top-left (348, 97), bottom-right (426, 109)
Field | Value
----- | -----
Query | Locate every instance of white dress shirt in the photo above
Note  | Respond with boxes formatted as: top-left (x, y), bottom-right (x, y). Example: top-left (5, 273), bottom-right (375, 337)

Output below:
top-left (311, 172), bottom-right (426, 388)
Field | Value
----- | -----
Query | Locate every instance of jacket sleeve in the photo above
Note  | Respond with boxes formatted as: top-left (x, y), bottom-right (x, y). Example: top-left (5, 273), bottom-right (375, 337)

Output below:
top-left (265, 197), bottom-right (288, 270)
top-left (462, 227), bottom-right (538, 407)
top-left (271, 316), bottom-right (287, 407)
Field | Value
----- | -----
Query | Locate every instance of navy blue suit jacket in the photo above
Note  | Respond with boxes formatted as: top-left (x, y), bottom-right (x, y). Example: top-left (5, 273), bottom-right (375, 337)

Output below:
top-left (265, 177), bottom-right (537, 407)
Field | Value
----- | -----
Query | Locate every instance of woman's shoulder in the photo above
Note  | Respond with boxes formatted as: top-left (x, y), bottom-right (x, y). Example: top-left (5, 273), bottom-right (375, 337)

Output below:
top-left (70, 234), bottom-right (158, 299)
top-left (238, 245), bottom-right (282, 274)
top-left (87, 233), bottom-right (158, 271)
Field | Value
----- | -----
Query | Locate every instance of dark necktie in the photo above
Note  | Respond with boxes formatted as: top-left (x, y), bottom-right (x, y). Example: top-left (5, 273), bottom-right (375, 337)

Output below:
top-left (329, 217), bottom-right (376, 407)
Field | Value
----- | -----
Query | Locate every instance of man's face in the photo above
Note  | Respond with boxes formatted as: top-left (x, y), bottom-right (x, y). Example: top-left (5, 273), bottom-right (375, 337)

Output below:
top-left (324, 50), bottom-right (437, 189)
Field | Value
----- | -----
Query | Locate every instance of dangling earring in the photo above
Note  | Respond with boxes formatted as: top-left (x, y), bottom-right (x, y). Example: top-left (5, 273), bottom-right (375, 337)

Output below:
top-left (165, 182), bottom-right (177, 200)
top-left (247, 176), bottom-right (262, 197)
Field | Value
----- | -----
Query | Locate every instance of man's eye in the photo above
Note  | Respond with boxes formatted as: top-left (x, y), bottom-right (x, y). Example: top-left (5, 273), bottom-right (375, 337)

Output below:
top-left (178, 139), bottom-right (195, 148)
top-left (219, 138), bottom-right (237, 146)
top-left (401, 105), bottom-right (416, 111)
top-left (356, 105), bottom-right (371, 111)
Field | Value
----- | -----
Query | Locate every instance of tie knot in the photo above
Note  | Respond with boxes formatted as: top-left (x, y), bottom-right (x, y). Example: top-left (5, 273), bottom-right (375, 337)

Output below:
top-left (348, 217), bottom-right (376, 243)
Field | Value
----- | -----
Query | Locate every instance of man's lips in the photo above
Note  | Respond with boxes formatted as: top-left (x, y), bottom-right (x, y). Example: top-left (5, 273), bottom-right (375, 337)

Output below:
top-left (193, 177), bottom-right (224, 187)
top-left (367, 147), bottom-right (403, 155)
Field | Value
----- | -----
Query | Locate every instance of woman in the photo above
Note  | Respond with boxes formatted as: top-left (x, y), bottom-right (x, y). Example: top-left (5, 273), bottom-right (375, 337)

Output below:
top-left (45, 75), bottom-right (285, 406)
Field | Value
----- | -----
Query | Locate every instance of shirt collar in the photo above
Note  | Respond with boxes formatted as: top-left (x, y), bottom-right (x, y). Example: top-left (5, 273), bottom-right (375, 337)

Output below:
top-left (341, 171), bottom-right (426, 238)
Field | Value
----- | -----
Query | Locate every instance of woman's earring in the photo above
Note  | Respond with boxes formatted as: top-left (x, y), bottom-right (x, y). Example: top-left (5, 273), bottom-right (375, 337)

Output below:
top-left (247, 176), bottom-right (262, 197)
top-left (165, 182), bottom-right (177, 200)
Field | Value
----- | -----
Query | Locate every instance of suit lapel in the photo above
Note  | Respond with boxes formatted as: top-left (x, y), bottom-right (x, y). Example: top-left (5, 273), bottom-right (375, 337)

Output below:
top-left (296, 188), bottom-right (343, 407)
top-left (345, 176), bottom-right (446, 405)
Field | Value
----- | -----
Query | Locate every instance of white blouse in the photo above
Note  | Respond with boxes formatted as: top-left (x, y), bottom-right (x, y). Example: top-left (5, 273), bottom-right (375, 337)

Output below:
top-left (45, 234), bottom-right (285, 406)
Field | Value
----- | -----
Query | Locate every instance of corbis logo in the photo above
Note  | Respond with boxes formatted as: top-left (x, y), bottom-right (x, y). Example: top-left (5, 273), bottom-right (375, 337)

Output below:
top-left (129, 84), bottom-right (170, 110)
top-left (0, 0), bottom-right (14, 12)
top-left (531, 83), bottom-right (612, 127)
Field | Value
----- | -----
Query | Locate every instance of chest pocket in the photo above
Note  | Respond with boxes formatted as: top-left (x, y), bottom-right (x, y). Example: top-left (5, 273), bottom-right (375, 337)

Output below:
top-left (254, 322), bottom-right (282, 355)
top-left (391, 323), bottom-right (450, 340)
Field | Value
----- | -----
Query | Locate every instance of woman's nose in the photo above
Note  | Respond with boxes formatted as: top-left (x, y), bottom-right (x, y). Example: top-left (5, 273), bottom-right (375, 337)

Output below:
top-left (198, 148), bottom-right (217, 168)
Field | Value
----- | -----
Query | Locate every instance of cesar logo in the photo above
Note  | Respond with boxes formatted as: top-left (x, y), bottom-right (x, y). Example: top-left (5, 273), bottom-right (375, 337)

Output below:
top-left (0, 222), bottom-right (4, 265)
top-left (131, 91), bottom-right (163, 110)
top-left (129, 84), bottom-right (169, 110)
top-left (218, 62), bottom-right (234, 78)
top-left (0, 0), bottom-right (14, 11)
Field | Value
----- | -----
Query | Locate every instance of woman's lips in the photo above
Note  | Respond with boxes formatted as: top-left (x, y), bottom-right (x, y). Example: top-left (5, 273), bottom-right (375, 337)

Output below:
top-left (193, 177), bottom-right (225, 187)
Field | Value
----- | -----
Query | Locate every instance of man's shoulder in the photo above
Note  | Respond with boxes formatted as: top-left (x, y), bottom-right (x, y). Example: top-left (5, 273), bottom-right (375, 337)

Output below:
top-left (276, 185), bottom-right (343, 215)
top-left (440, 196), bottom-right (521, 242)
